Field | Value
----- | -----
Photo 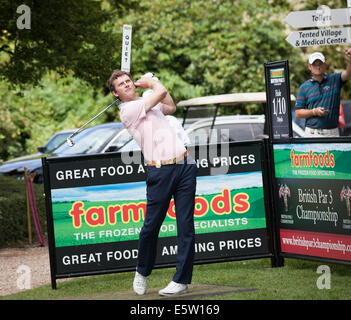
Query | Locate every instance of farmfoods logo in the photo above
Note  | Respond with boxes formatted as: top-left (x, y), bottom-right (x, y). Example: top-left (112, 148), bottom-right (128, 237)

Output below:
top-left (290, 150), bottom-right (335, 168)
top-left (270, 68), bottom-right (285, 84)
top-left (68, 188), bottom-right (250, 228)
top-left (270, 68), bottom-right (284, 78)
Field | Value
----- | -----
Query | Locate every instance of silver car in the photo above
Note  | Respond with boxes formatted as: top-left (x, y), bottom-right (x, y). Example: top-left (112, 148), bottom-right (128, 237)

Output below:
top-left (117, 92), bottom-right (305, 152)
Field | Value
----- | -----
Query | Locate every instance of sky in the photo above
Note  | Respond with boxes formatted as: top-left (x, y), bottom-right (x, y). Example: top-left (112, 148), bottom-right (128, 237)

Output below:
top-left (51, 171), bottom-right (263, 202)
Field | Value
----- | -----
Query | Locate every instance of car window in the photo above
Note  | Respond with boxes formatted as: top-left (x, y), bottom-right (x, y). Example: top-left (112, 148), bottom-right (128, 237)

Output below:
top-left (188, 122), bottom-right (264, 145)
top-left (218, 123), bottom-right (265, 142)
top-left (251, 123), bottom-right (265, 138)
top-left (118, 139), bottom-right (140, 152)
top-left (54, 127), bottom-right (122, 155)
top-left (187, 127), bottom-right (211, 145)
top-left (107, 129), bottom-right (133, 151)
top-left (45, 132), bottom-right (73, 152)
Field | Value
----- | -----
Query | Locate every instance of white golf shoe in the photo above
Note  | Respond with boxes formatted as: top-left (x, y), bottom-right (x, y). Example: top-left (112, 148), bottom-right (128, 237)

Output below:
top-left (158, 281), bottom-right (188, 296)
top-left (133, 271), bottom-right (147, 295)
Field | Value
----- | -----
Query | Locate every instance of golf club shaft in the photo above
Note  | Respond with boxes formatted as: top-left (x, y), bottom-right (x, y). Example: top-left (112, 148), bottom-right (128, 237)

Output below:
top-left (68, 98), bottom-right (120, 140)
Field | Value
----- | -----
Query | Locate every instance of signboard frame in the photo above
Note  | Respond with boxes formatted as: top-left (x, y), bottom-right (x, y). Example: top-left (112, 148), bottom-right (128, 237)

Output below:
top-left (43, 141), bottom-right (276, 289)
top-left (271, 137), bottom-right (351, 266)
top-left (285, 8), bottom-right (351, 29)
top-left (264, 60), bottom-right (293, 142)
top-left (286, 27), bottom-right (351, 48)
top-left (285, 7), bottom-right (351, 48)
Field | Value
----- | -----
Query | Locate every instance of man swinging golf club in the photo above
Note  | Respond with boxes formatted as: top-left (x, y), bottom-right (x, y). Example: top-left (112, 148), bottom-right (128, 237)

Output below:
top-left (108, 70), bottom-right (197, 296)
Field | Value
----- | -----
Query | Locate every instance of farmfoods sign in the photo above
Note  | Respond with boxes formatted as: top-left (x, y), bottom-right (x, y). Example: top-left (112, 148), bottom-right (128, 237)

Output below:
top-left (274, 142), bottom-right (351, 262)
top-left (43, 142), bottom-right (272, 281)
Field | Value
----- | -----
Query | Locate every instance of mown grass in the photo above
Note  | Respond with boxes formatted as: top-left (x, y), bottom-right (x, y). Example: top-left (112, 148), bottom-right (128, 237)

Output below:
top-left (1, 257), bottom-right (350, 300)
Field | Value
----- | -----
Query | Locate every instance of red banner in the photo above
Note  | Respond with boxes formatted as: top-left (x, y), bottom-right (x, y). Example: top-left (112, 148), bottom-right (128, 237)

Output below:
top-left (280, 229), bottom-right (351, 261)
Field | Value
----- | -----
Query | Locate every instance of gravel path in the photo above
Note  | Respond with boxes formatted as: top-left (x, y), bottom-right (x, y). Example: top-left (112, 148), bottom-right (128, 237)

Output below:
top-left (0, 245), bottom-right (51, 296)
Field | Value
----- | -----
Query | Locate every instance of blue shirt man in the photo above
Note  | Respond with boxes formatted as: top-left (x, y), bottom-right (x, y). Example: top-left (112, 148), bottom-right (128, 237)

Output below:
top-left (296, 73), bottom-right (342, 129)
top-left (295, 50), bottom-right (351, 137)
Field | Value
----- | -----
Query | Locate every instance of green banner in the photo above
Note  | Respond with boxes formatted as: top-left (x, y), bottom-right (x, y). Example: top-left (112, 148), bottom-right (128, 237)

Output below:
top-left (274, 142), bottom-right (351, 263)
top-left (51, 172), bottom-right (266, 247)
top-left (274, 143), bottom-right (351, 180)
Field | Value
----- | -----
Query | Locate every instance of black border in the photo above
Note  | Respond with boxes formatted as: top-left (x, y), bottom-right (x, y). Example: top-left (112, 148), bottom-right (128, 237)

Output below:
top-left (264, 60), bottom-right (293, 143)
top-left (271, 136), bottom-right (351, 266)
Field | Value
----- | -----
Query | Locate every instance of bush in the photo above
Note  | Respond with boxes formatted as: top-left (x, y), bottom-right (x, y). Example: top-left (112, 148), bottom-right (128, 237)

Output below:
top-left (0, 176), bottom-right (46, 247)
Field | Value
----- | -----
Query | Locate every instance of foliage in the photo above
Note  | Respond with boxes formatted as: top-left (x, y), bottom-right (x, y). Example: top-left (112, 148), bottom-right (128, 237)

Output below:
top-left (120, 0), bottom-right (307, 104)
top-left (0, 0), bottom-right (124, 88)
top-left (0, 73), bottom-right (117, 161)
top-left (0, 176), bottom-right (46, 247)
top-left (0, 81), bottom-right (30, 161)
top-left (1, 0), bottom-right (351, 161)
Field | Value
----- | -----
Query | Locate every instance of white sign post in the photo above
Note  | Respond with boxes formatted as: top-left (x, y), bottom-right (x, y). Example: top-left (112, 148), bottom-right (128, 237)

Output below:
top-left (286, 6), bottom-right (351, 48)
top-left (121, 24), bottom-right (132, 73)
top-left (286, 27), bottom-right (351, 48)
top-left (286, 8), bottom-right (351, 29)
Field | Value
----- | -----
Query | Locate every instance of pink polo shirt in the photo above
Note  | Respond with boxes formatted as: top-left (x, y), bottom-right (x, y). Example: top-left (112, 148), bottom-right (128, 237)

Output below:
top-left (120, 98), bottom-right (186, 162)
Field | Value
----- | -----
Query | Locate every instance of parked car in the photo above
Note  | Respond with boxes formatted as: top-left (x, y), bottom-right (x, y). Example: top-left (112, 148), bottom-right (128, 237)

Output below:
top-left (0, 129), bottom-right (76, 166)
top-left (0, 92), bottom-right (304, 183)
top-left (37, 129), bottom-right (76, 154)
top-left (0, 122), bottom-right (124, 183)
top-left (105, 116), bottom-right (193, 153)
top-left (181, 92), bottom-right (305, 139)
top-left (118, 113), bottom-right (305, 153)
top-left (118, 92), bottom-right (305, 152)
top-left (186, 114), bottom-right (305, 144)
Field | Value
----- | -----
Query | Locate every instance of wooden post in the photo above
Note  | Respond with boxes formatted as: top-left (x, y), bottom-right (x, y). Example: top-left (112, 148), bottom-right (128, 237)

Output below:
top-left (24, 167), bottom-right (32, 244)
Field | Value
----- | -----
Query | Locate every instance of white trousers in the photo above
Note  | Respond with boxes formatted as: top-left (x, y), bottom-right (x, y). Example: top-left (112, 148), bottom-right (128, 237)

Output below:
top-left (304, 127), bottom-right (340, 137)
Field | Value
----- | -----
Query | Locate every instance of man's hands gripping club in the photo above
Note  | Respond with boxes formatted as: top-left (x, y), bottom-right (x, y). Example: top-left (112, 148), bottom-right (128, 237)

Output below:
top-left (135, 73), bottom-right (176, 115)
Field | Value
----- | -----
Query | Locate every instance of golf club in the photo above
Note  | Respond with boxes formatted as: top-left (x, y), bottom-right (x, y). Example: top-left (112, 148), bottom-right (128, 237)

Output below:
top-left (66, 98), bottom-right (120, 147)
top-left (66, 72), bottom-right (155, 146)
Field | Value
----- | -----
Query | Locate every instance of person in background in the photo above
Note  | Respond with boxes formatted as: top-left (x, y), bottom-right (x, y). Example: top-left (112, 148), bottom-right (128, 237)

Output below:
top-left (295, 49), bottom-right (351, 137)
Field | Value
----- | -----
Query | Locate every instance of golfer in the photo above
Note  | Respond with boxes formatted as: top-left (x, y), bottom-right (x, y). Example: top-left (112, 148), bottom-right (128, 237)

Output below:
top-left (108, 70), bottom-right (197, 296)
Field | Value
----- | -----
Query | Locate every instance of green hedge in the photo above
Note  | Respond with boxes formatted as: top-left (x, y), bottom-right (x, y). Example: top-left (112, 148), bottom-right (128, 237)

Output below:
top-left (0, 176), bottom-right (47, 247)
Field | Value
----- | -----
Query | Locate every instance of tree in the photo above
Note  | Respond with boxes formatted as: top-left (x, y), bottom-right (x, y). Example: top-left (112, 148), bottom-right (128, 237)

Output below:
top-left (0, 72), bottom-right (115, 160)
top-left (118, 0), bottom-right (308, 115)
top-left (2, 0), bottom-right (351, 162)
top-left (0, 0), bottom-right (124, 88)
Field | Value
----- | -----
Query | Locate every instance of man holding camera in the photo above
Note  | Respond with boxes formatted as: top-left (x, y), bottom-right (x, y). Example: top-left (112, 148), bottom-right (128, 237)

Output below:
top-left (295, 49), bottom-right (351, 137)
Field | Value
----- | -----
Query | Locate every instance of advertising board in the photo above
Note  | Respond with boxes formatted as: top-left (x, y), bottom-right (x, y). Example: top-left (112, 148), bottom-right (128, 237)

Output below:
top-left (274, 141), bottom-right (351, 264)
top-left (43, 142), bottom-right (273, 287)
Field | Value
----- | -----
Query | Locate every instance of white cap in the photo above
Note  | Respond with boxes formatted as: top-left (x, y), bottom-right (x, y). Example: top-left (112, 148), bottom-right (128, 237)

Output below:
top-left (308, 52), bottom-right (325, 64)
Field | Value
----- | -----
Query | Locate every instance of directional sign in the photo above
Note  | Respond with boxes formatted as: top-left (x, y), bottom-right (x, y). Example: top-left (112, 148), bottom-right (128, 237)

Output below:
top-left (121, 24), bottom-right (132, 73)
top-left (286, 8), bottom-right (351, 29)
top-left (286, 27), bottom-right (351, 48)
